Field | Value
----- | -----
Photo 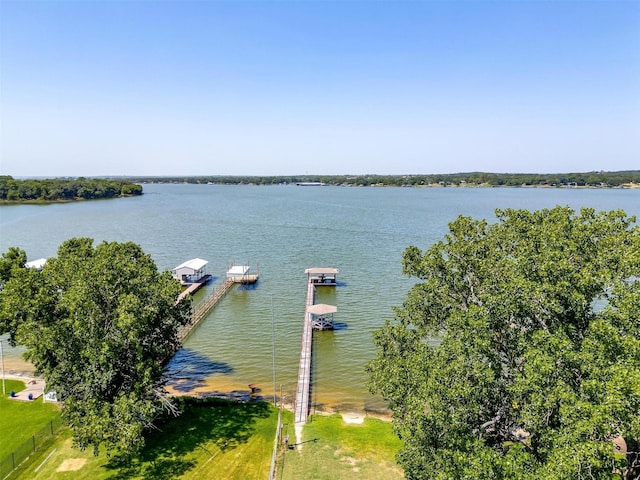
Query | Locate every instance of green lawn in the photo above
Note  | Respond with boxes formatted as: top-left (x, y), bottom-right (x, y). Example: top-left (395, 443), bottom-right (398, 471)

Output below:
top-left (6, 399), bottom-right (404, 480)
top-left (9, 397), bottom-right (282, 480)
top-left (0, 379), bottom-right (61, 459)
top-left (278, 413), bottom-right (404, 480)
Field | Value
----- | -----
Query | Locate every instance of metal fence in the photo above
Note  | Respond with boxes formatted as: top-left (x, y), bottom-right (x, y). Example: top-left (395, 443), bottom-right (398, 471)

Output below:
top-left (268, 406), bottom-right (284, 480)
top-left (0, 416), bottom-right (63, 479)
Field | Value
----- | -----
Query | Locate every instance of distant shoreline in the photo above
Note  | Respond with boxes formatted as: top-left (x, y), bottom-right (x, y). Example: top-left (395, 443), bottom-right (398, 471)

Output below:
top-left (120, 171), bottom-right (640, 189)
top-left (135, 180), bottom-right (640, 189)
top-left (0, 194), bottom-right (142, 206)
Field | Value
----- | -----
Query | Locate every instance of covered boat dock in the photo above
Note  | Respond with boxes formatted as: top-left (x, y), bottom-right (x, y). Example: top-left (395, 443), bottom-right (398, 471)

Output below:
top-left (307, 303), bottom-right (338, 330)
top-left (305, 267), bottom-right (339, 286)
top-left (172, 258), bottom-right (210, 285)
top-left (295, 267), bottom-right (340, 435)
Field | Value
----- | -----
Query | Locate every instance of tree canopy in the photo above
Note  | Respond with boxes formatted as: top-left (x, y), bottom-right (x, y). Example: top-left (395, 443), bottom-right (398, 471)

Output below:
top-left (0, 239), bottom-right (191, 456)
top-left (0, 176), bottom-right (143, 202)
top-left (368, 206), bottom-right (640, 479)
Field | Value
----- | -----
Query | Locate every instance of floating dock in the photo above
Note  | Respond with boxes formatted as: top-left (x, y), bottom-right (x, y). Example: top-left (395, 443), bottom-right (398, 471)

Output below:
top-left (226, 263), bottom-right (259, 284)
top-left (294, 267), bottom-right (339, 427)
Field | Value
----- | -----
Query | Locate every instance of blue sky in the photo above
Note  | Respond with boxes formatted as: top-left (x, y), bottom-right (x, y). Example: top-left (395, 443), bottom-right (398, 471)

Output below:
top-left (1, 1), bottom-right (639, 177)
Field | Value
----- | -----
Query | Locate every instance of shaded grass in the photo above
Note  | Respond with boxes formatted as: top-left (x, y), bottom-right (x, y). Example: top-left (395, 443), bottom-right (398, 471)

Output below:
top-left (7, 429), bottom-right (109, 480)
top-left (8, 400), bottom-right (404, 479)
top-left (104, 397), bottom-right (273, 479)
top-left (278, 414), bottom-right (404, 480)
top-left (0, 380), bottom-right (60, 459)
top-left (10, 398), bottom-right (279, 480)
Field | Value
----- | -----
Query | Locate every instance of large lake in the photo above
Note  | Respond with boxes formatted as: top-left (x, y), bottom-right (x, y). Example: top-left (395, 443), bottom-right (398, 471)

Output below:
top-left (1, 184), bottom-right (638, 413)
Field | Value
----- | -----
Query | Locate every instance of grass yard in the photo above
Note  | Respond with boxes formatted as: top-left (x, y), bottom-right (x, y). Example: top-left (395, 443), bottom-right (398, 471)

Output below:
top-left (5, 397), bottom-right (404, 479)
top-left (278, 413), bottom-right (404, 480)
top-left (0, 379), bottom-right (61, 459)
top-left (9, 397), bottom-right (283, 480)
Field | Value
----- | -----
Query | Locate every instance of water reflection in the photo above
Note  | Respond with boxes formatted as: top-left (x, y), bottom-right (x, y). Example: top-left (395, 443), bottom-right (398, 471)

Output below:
top-left (237, 282), bottom-right (259, 291)
top-left (164, 348), bottom-right (233, 392)
top-left (330, 322), bottom-right (349, 331)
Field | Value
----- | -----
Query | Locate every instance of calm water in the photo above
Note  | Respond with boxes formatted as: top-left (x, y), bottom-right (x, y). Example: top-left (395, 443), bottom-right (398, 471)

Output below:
top-left (1, 185), bottom-right (638, 413)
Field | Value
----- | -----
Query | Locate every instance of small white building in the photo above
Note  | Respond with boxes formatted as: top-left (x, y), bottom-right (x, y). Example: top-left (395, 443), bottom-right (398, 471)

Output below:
top-left (172, 258), bottom-right (208, 285)
top-left (25, 258), bottom-right (47, 271)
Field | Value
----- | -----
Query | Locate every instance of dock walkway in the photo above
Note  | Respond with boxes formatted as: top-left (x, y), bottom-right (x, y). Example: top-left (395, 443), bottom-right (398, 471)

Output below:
top-left (176, 275), bottom-right (212, 304)
top-left (175, 264), bottom-right (259, 344)
top-left (178, 278), bottom-right (234, 342)
top-left (294, 279), bottom-right (316, 424)
top-left (294, 267), bottom-right (339, 429)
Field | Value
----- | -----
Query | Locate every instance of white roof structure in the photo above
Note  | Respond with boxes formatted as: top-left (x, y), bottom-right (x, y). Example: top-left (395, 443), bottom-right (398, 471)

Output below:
top-left (305, 267), bottom-right (339, 275)
top-left (307, 304), bottom-right (337, 315)
top-left (25, 258), bottom-right (47, 270)
top-left (173, 258), bottom-right (208, 272)
top-left (227, 265), bottom-right (251, 276)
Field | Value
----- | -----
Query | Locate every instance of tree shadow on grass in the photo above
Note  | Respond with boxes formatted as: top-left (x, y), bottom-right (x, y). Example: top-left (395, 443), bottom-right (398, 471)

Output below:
top-left (104, 397), bottom-right (271, 479)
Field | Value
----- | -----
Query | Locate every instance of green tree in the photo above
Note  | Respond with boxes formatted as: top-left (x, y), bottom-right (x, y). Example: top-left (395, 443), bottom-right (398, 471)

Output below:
top-left (0, 238), bottom-right (191, 457)
top-left (0, 178), bottom-right (143, 202)
top-left (0, 246), bottom-right (27, 284)
top-left (368, 207), bottom-right (640, 479)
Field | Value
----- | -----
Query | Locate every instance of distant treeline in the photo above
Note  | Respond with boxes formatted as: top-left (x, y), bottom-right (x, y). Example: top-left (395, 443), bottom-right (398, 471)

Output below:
top-left (126, 171), bottom-right (640, 188)
top-left (0, 177), bottom-right (143, 202)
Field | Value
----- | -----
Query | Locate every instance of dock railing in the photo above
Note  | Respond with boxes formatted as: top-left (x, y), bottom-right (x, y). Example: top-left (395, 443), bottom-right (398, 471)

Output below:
top-left (178, 278), bottom-right (235, 342)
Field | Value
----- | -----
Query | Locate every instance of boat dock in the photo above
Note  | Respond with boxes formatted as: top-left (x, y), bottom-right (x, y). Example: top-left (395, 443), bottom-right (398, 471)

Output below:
top-left (178, 277), bottom-right (234, 342)
top-left (294, 279), bottom-right (316, 424)
top-left (176, 274), bottom-right (212, 303)
top-left (294, 268), bottom-right (339, 427)
top-left (226, 263), bottom-right (259, 285)
top-left (176, 263), bottom-right (259, 342)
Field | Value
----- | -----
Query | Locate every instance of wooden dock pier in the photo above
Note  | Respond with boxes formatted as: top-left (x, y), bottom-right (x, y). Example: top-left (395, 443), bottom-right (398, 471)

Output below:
top-left (175, 263), bottom-right (260, 343)
top-left (176, 274), bottom-right (212, 304)
top-left (177, 277), bottom-right (234, 342)
top-left (294, 267), bottom-right (339, 427)
top-left (294, 279), bottom-right (316, 424)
